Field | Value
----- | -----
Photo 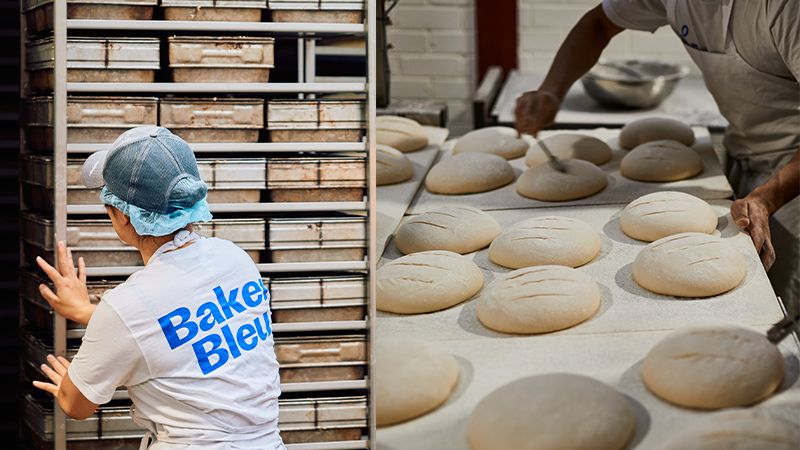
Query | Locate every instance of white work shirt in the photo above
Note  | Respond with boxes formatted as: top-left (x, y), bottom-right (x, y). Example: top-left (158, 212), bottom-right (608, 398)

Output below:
top-left (69, 233), bottom-right (281, 449)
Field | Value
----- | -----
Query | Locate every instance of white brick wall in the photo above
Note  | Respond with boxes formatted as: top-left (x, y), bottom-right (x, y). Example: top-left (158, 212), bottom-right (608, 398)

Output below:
top-left (517, 0), bottom-right (700, 76)
top-left (387, 0), bottom-right (700, 137)
top-left (386, 0), bottom-right (476, 136)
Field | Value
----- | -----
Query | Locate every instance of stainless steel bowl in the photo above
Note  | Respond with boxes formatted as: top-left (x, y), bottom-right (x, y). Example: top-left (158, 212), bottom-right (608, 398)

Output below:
top-left (581, 59), bottom-right (690, 109)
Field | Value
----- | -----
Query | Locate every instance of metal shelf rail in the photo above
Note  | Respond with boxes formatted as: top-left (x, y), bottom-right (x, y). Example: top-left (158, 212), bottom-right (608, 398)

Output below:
top-left (19, 1), bottom-right (377, 449)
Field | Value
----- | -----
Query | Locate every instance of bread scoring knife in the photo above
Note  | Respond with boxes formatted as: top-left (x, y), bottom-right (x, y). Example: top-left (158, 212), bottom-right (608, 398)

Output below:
top-left (767, 301), bottom-right (800, 344)
top-left (536, 138), bottom-right (568, 173)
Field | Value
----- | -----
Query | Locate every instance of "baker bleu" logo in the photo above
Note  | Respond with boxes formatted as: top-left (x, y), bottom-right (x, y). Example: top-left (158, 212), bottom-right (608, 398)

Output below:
top-left (157, 279), bottom-right (272, 375)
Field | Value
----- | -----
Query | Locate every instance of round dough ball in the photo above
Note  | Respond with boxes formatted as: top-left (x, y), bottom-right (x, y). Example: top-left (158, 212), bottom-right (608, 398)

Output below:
top-left (633, 232), bottom-right (746, 297)
top-left (426, 152), bottom-right (515, 194)
top-left (376, 115), bottom-right (429, 152)
top-left (621, 191), bottom-right (718, 242)
top-left (517, 158), bottom-right (607, 201)
top-left (377, 250), bottom-right (484, 314)
top-left (376, 144), bottom-right (414, 185)
top-left (395, 206), bottom-right (501, 255)
top-left (661, 410), bottom-right (800, 450)
top-left (453, 126), bottom-right (529, 160)
top-left (620, 139), bottom-right (703, 182)
top-left (488, 216), bottom-right (601, 269)
top-left (619, 117), bottom-right (695, 149)
top-left (642, 321), bottom-right (784, 409)
top-left (468, 373), bottom-right (635, 450)
top-left (477, 265), bottom-right (600, 334)
top-left (377, 337), bottom-right (459, 426)
top-left (526, 134), bottom-right (612, 167)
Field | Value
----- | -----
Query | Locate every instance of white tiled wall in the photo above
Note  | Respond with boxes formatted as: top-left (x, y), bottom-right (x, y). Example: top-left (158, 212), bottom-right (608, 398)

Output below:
top-left (386, 0), bottom-right (476, 136)
top-left (517, 0), bottom-right (700, 76)
top-left (386, 0), bottom-right (699, 136)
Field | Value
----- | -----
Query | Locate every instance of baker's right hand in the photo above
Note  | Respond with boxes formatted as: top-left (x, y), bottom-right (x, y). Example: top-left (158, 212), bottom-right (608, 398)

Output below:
top-left (36, 241), bottom-right (96, 325)
top-left (515, 90), bottom-right (561, 138)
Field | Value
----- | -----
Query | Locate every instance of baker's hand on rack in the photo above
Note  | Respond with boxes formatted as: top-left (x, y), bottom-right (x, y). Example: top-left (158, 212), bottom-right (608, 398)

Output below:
top-left (36, 241), bottom-right (96, 325)
top-left (731, 197), bottom-right (775, 270)
top-left (32, 354), bottom-right (70, 396)
top-left (514, 90), bottom-right (561, 138)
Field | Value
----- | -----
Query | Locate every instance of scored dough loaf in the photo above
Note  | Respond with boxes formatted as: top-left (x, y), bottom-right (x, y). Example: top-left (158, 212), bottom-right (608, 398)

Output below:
top-left (377, 337), bottom-right (459, 426)
top-left (376, 115), bottom-right (429, 152)
top-left (526, 133), bottom-right (613, 167)
top-left (453, 126), bottom-right (530, 160)
top-left (642, 321), bottom-right (784, 409)
top-left (377, 250), bottom-right (484, 314)
top-left (477, 265), bottom-right (600, 334)
top-left (517, 158), bottom-right (607, 201)
top-left (468, 373), bottom-right (635, 450)
top-left (376, 144), bottom-right (414, 185)
top-left (620, 139), bottom-right (703, 182)
top-left (488, 216), bottom-right (601, 269)
top-left (426, 152), bottom-right (515, 194)
top-left (619, 117), bottom-right (695, 149)
top-left (633, 232), bottom-right (746, 297)
top-left (660, 410), bottom-right (800, 450)
top-left (621, 191), bottom-right (718, 242)
top-left (395, 206), bottom-right (501, 254)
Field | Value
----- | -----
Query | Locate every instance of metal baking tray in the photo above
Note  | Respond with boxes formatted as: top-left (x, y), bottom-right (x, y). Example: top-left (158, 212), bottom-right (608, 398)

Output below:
top-left (22, 0), bottom-right (156, 37)
top-left (160, 98), bottom-right (264, 143)
top-left (278, 395), bottom-right (367, 444)
top-left (20, 155), bottom-right (266, 211)
top-left (26, 37), bottom-right (160, 92)
top-left (269, 0), bottom-right (364, 23)
top-left (163, 0), bottom-right (265, 21)
top-left (266, 275), bottom-right (367, 323)
top-left (20, 213), bottom-right (265, 267)
top-left (266, 100), bottom-right (365, 142)
top-left (19, 269), bottom-right (113, 334)
top-left (21, 96), bottom-right (158, 153)
top-left (274, 335), bottom-right (367, 383)
top-left (266, 156), bottom-right (365, 202)
top-left (267, 217), bottom-right (367, 263)
top-left (168, 36), bottom-right (275, 83)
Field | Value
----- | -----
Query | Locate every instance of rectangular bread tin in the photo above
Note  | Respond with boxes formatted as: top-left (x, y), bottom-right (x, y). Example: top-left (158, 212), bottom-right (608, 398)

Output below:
top-left (266, 156), bottom-right (366, 202)
top-left (168, 36), bottom-right (275, 83)
top-left (267, 217), bottom-right (367, 263)
top-left (266, 99), bottom-right (365, 142)
top-left (160, 98), bottom-right (264, 143)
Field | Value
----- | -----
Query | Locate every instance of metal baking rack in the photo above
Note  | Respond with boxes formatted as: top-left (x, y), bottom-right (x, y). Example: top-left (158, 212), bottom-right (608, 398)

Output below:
top-left (18, 1), bottom-right (377, 449)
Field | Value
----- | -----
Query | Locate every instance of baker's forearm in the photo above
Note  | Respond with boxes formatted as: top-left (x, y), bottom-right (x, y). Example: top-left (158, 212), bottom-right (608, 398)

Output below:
top-left (748, 149), bottom-right (800, 215)
top-left (539, 4), bottom-right (624, 100)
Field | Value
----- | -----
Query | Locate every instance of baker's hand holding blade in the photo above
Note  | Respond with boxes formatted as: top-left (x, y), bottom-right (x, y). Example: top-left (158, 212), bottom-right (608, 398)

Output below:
top-left (515, 90), bottom-right (561, 138)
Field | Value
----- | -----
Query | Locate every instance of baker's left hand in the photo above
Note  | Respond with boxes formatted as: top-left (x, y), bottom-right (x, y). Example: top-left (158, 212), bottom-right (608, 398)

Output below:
top-left (32, 354), bottom-right (70, 396)
top-left (731, 196), bottom-right (775, 270)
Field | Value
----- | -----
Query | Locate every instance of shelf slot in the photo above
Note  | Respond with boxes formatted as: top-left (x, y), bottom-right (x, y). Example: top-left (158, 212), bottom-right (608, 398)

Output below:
top-left (67, 142), bottom-right (368, 153)
top-left (67, 19), bottom-right (367, 34)
top-left (67, 82), bottom-right (367, 93)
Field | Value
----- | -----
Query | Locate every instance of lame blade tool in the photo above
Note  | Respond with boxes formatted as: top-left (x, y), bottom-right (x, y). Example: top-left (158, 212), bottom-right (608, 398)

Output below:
top-left (767, 298), bottom-right (800, 344)
top-left (537, 138), bottom-right (567, 173)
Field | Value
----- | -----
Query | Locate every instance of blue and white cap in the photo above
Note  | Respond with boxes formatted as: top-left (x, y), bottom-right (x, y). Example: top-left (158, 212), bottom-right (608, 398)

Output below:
top-left (81, 126), bottom-right (212, 236)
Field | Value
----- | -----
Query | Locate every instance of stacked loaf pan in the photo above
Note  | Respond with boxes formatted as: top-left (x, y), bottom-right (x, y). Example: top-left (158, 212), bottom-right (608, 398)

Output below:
top-left (18, 1), bottom-right (373, 449)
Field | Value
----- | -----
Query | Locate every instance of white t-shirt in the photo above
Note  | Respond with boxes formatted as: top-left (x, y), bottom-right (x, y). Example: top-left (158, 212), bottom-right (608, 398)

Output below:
top-left (601, 0), bottom-right (800, 81)
top-left (69, 235), bottom-right (281, 448)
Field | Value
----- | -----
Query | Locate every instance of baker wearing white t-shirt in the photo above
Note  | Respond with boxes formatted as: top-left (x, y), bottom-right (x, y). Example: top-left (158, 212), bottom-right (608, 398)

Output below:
top-left (33, 127), bottom-right (285, 450)
top-left (514, 0), bottom-right (799, 314)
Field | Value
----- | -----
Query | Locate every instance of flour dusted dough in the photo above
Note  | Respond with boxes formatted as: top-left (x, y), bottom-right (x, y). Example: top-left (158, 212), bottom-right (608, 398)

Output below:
top-left (468, 373), bottom-right (635, 450)
top-left (517, 158), bottom-right (607, 201)
top-left (477, 265), bottom-right (600, 334)
top-left (488, 216), bottom-right (601, 269)
top-left (426, 152), bottom-right (515, 194)
top-left (661, 410), bottom-right (800, 450)
top-left (376, 337), bottom-right (459, 426)
top-left (377, 250), bottom-right (483, 314)
top-left (526, 133), bottom-right (612, 167)
top-left (376, 115), bottom-right (429, 152)
top-left (642, 321), bottom-right (784, 409)
top-left (395, 206), bottom-right (501, 254)
top-left (621, 191), bottom-right (718, 242)
top-left (620, 140), bottom-right (703, 182)
top-left (633, 232), bottom-right (746, 297)
top-left (453, 126), bottom-right (529, 160)
top-left (376, 144), bottom-right (414, 185)
top-left (618, 117), bottom-right (695, 149)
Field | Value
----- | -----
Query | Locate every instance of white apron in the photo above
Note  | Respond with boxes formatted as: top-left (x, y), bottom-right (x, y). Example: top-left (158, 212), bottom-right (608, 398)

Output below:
top-left (666, 0), bottom-right (799, 195)
top-left (666, 0), bottom-right (799, 316)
